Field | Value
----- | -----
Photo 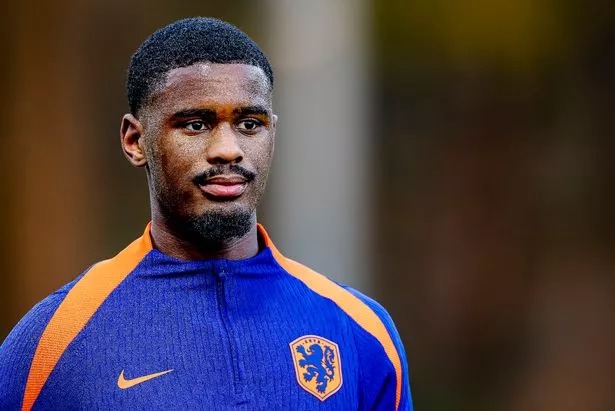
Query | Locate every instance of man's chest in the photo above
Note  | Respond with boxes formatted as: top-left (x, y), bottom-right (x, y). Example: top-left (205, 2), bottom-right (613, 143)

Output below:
top-left (34, 285), bottom-right (361, 410)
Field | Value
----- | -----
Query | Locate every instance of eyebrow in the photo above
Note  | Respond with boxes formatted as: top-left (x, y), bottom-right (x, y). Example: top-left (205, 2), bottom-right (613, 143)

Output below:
top-left (170, 106), bottom-right (271, 120)
top-left (233, 106), bottom-right (271, 117)
top-left (171, 108), bottom-right (217, 119)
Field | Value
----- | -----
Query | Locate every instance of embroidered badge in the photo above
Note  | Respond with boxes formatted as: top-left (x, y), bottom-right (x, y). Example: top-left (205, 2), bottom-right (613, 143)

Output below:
top-left (290, 335), bottom-right (343, 401)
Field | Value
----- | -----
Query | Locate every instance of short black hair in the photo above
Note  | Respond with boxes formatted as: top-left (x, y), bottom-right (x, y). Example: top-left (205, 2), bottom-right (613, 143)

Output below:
top-left (127, 17), bottom-right (274, 115)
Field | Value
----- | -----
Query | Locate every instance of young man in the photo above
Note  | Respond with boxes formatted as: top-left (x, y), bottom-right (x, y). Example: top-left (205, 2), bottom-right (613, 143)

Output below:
top-left (0, 18), bottom-right (412, 410)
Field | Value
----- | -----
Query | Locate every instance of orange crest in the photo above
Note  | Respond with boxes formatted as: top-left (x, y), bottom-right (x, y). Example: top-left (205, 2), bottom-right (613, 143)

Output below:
top-left (290, 335), bottom-right (343, 401)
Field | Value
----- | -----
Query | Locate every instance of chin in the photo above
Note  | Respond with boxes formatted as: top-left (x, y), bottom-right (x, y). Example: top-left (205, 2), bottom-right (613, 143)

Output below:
top-left (198, 199), bottom-right (253, 216)
top-left (183, 207), bottom-right (254, 245)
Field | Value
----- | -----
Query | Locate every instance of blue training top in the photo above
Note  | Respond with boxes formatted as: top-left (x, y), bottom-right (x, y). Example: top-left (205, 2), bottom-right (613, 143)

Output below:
top-left (0, 224), bottom-right (412, 410)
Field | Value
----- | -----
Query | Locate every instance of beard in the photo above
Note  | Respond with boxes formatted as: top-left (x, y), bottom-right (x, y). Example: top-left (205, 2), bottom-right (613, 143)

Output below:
top-left (158, 196), bottom-right (254, 248)
top-left (182, 208), bottom-right (253, 247)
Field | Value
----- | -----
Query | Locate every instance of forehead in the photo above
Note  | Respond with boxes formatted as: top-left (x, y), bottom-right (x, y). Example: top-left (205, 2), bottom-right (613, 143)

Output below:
top-left (147, 63), bottom-right (271, 114)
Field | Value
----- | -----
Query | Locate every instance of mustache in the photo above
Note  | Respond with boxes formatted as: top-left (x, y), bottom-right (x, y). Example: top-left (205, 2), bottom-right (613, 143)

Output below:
top-left (192, 165), bottom-right (256, 185)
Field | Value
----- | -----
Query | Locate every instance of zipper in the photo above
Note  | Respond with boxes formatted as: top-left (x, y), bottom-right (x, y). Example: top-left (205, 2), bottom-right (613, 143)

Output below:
top-left (214, 263), bottom-right (241, 392)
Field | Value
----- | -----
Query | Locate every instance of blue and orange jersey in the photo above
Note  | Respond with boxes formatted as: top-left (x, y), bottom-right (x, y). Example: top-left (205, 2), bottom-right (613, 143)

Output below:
top-left (0, 224), bottom-right (412, 410)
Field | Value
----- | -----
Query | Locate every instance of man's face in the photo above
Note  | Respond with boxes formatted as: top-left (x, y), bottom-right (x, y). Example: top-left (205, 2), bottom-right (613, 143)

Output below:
top-left (136, 63), bottom-right (276, 241)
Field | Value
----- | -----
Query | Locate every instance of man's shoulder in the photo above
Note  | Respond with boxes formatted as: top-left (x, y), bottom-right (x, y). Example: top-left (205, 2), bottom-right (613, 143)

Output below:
top-left (0, 267), bottom-right (90, 355)
top-left (0, 270), bottom-right (88, 409)
top-left (1, 270), bottom-right (86, 345)
top-left (274, 255), bottom-right (395, 325)
top-left (334, 282), bottom-right (407, 365)
top-left (337, 283), bottom-right (399, 333)
top-left (274, 254), bottom-right (402, 350)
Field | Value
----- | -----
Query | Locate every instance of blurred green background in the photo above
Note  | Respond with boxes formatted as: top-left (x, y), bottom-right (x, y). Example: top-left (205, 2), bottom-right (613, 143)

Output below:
top-left (1, 1), bottom-right (614, 410)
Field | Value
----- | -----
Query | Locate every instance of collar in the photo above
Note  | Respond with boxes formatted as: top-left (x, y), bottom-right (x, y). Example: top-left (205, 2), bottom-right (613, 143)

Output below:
top-left (139, 222), bottom-right (286, 277)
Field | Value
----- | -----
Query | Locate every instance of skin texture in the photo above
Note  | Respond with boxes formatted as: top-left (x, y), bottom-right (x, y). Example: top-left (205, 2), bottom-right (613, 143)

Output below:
top-left (120, 63), bottom-right (277, 260)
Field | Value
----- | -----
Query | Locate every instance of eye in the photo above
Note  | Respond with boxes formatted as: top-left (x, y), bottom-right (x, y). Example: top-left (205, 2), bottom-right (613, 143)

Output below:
top-left (185, 120), bottom-right (207, 132)
top-left (236, 119), bottom-right (263, 134)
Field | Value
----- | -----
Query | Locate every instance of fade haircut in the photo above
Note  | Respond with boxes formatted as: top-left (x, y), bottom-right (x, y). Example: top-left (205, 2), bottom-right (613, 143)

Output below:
top-left (126, 17), bottom-right (274, 115)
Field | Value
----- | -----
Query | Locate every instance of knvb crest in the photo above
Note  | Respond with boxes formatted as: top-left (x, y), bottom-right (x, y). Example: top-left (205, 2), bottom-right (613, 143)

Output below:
top-left (290, 335), bottom-right (343, 401)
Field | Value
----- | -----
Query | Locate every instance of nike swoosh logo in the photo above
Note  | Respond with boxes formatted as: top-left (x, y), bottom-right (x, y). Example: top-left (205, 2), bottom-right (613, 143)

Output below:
top-left (117, 369), bottom-right (173, 389)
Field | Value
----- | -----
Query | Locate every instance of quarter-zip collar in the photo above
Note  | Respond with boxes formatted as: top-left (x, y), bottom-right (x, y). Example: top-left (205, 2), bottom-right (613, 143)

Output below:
top-left (137, 222), bottom-right (286, 278)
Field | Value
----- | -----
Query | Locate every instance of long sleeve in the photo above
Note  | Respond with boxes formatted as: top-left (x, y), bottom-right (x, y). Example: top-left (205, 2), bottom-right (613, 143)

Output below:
top-left (0, 288), bottom-right (69, 410)
top-left (343, 285), bottom-right (413, 410)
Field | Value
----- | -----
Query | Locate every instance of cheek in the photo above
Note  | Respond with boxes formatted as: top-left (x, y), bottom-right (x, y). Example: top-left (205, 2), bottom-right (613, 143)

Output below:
top-left (150, 137), bottom-right (194, 188)
top-left (250, 138), bottom-right (274, 173)
top-left (161, 134), bottom-right (198, 167)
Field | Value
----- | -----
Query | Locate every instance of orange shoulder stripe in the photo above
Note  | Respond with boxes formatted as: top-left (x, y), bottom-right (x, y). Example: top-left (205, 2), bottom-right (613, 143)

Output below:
top-left (21, 224), bottom-right (153, 411)
top-left (258, 225), bottom-right (403, 410)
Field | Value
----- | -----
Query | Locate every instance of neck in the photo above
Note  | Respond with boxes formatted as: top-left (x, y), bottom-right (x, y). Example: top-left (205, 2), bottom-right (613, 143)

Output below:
top-left (149, 214), bottom-right (260, 261)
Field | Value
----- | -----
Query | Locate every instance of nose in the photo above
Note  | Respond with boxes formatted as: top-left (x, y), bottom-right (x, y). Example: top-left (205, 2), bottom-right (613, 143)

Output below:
top-left (206, 123), bottom-right (244, 165)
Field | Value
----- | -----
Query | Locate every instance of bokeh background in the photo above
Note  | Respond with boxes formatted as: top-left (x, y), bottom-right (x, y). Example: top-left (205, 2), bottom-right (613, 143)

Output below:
top-left (1, 1), bottom-right (614, 410)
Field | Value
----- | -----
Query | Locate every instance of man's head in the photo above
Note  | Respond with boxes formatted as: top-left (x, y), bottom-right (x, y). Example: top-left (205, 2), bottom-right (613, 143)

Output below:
top-left (120, 18), bottom-right (277, 247)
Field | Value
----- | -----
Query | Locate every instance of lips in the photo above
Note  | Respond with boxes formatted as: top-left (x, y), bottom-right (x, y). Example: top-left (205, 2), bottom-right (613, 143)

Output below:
top-left (198, 175), bottom-right (248, 199)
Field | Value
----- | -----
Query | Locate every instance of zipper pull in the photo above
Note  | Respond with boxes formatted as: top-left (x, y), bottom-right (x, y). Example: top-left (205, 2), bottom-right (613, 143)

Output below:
top-left (214, 260), bottom-right (229, 278)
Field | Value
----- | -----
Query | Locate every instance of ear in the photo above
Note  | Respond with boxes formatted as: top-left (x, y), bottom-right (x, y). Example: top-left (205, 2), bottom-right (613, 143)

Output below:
top-left (120, 114), bottom-right (147, 167)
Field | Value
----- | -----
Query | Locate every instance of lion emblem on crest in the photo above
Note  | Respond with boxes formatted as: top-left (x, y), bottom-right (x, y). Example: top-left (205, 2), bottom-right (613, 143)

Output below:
top-left (290, 335), bottom-right (343, 401)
